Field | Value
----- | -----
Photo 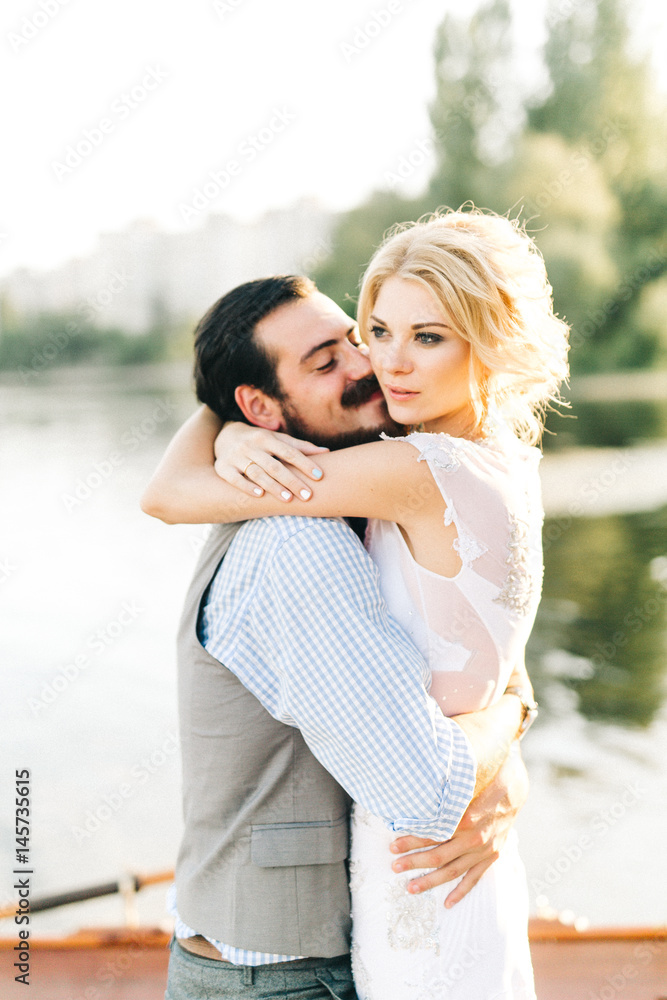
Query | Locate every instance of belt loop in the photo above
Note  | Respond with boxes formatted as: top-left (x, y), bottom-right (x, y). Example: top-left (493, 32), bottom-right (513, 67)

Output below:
top-left (243, 965), bottom-right (254, 985)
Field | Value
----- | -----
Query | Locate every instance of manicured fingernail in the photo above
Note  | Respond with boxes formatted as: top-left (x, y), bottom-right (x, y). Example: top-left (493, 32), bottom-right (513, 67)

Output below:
top-left (408, 883), bottom-right (421, 894)
top-left (300, 489), bottom-right (311, 500)
top-left (392, 862), bottom-right (404, 873)
top-left (281, 490), bottom-right (291, 500)
top-left (389, 843), bottom-right (400, 853)
top-left (253, 488), bottom-right (263, 496)
top-left (312, 469), bottom-right (323, 479)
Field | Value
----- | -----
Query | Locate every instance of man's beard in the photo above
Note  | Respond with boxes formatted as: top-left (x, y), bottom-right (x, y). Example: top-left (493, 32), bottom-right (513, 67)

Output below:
top-left (277, 375), bottom-right (403, 451)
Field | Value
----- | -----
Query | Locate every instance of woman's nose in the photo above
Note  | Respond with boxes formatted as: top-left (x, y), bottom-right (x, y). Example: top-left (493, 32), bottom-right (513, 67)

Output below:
top-left (382, 344), bottom-right (412, 374)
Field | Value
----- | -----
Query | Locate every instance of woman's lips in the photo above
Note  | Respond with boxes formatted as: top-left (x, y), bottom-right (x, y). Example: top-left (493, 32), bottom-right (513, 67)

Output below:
top-left (384, 385), bottom-right (419, 401)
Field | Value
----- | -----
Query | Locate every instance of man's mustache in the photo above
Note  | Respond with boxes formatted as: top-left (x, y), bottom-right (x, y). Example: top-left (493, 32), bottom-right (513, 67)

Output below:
top-left (341, 375), bottom-right (381, 409)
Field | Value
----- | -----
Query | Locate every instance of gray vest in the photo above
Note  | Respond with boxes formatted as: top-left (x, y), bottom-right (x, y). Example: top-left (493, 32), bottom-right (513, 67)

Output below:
top-left (175, 522), bottom-right (352, 957)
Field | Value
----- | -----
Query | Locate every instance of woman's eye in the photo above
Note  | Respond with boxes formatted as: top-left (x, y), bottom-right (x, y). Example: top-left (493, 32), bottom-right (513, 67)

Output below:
top-left (370, 325), bottom-right (387, 339)
top-left (416, 332), bottom-right (443, 345)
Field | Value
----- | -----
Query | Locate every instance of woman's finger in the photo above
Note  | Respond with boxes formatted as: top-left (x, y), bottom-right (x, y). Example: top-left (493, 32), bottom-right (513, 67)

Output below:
top-left (243, 466), bottom-right (296, 501)
top-left (215, 427), bottom-right (327, 486)
top-left (256, 436), bottom-right (327, 483)
top-left (214, 461), bottom-right (265, 497)
top-left (215, 447), bottom-right (292, 497)
top-left (235, 453), bottom-right (314, 501)
top-left (273, 431), bottom-right (330, 456)
top-left (235, 456), bottom-right (307, 502)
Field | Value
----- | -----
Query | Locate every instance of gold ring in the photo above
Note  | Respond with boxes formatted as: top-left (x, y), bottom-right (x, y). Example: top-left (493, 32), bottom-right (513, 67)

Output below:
top-left (242, 460), bottom-right (254, 477)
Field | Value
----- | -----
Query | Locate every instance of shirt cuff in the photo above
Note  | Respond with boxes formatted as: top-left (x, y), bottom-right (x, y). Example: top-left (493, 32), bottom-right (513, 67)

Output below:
top-left (390, 717), bottom-right (477, 840)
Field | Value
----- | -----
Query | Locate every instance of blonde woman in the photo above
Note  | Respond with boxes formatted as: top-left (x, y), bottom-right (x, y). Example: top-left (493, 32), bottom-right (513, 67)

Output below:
top-left (146, 208), bottom-right (569, 998)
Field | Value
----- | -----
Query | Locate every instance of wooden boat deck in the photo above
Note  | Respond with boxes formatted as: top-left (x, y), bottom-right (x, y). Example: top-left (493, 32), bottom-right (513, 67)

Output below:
top-left (0, 923), bottom-right (665, 999)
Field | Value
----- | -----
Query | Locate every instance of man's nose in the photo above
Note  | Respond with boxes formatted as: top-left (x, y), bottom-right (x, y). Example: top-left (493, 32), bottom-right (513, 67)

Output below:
top-left (344, 339), bottom-right (373, 379)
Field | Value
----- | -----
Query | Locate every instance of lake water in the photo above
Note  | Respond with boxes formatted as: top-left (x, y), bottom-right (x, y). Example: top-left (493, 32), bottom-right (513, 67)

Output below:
top-left (1, 362), bottom-right (666, 936)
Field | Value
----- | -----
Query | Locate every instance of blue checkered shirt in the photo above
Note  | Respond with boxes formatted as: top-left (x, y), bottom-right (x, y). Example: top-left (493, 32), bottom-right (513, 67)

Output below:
top-left (172, 514), bottom-right (476, 964)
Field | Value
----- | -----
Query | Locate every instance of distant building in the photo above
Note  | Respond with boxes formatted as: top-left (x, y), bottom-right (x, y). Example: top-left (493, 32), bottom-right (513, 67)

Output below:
top-left (1, 200), bottom-right (334, 334)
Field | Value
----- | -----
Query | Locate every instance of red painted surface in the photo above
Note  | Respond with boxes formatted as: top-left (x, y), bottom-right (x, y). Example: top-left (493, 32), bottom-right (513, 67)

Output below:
top-left (0, 927), bottom-right (665, 1000)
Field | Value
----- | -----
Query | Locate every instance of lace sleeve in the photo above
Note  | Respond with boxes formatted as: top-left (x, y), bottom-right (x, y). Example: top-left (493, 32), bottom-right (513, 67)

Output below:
top-left (379, 429), bottom-right (543, 615)
top-left (381, 431), bottom-right (488, 569)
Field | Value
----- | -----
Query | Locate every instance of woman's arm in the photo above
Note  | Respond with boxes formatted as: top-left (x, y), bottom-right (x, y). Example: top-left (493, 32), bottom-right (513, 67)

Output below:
top-left (141, 407), bottom-right (432, 526)
top-left (141, 406), bottom-right (224, 524)
top-left (452, 695), bottom-right (524, 798)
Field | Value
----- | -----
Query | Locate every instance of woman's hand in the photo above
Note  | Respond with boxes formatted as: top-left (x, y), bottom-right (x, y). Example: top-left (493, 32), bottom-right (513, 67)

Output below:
top-left (506, 659), bottom-right (535, 706)
top-left (213, 422), bottom-right (330, 502)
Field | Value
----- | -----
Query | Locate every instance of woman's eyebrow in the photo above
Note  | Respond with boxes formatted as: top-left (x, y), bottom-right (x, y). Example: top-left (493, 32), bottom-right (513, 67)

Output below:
top-left (412, 322), bottom-right (451, 330)
top-left (370, 313), bottom-right (451, 331)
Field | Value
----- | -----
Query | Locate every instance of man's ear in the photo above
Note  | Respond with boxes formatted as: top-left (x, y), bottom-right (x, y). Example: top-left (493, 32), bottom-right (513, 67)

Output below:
top-left (234, 385), bottom-right (284, 430)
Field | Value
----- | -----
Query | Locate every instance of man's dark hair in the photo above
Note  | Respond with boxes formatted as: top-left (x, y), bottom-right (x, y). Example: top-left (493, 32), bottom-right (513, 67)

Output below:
top-left (193, 275), bottom-right (315, 421)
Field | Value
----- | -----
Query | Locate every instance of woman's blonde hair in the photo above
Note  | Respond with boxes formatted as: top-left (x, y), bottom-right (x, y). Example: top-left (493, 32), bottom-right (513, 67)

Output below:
top-left (357, 206), bottom-right (570, 444)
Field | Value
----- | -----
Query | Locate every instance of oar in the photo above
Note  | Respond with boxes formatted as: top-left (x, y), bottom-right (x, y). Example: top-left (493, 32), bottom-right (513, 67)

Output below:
top-left (0, 869), bottom-right (174, 920)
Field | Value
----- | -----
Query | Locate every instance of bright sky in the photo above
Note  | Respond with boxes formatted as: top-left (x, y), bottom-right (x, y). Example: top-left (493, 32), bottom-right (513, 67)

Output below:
top-left (1, 0), bottom-right (665, 277)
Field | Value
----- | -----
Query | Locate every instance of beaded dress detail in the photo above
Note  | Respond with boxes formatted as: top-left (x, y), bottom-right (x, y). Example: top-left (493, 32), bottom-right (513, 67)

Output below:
top-left (351, 428), bottom-right (542, 1000)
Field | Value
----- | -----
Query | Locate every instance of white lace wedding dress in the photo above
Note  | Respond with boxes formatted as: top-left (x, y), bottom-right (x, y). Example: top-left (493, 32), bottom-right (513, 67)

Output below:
top-left (351, 428), bottom-right (543, 1000)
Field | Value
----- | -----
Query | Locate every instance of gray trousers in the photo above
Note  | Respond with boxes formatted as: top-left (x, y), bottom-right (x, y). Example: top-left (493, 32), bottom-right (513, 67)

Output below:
top-left (165, 938), bottom-right (359, 999)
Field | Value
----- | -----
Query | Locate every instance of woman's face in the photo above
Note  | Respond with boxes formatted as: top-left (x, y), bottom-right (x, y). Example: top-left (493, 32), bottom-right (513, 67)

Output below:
top-left (367, 275), bottom-right (477, 436)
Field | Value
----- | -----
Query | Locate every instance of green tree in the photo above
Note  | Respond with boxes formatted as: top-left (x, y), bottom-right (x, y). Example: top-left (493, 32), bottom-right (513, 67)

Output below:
top-left (315, 0), bottom-right (520, 308)
top-left (315, 0), bottom-right (667, 372)
top-left (425, 0), bottom-right (519, 212)
top-left (523, 0), bottom-right (667, 369)
top-left (314, 190), bottom-right (421, 317)
top-left (0, 310), bottom-right (174, 376)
